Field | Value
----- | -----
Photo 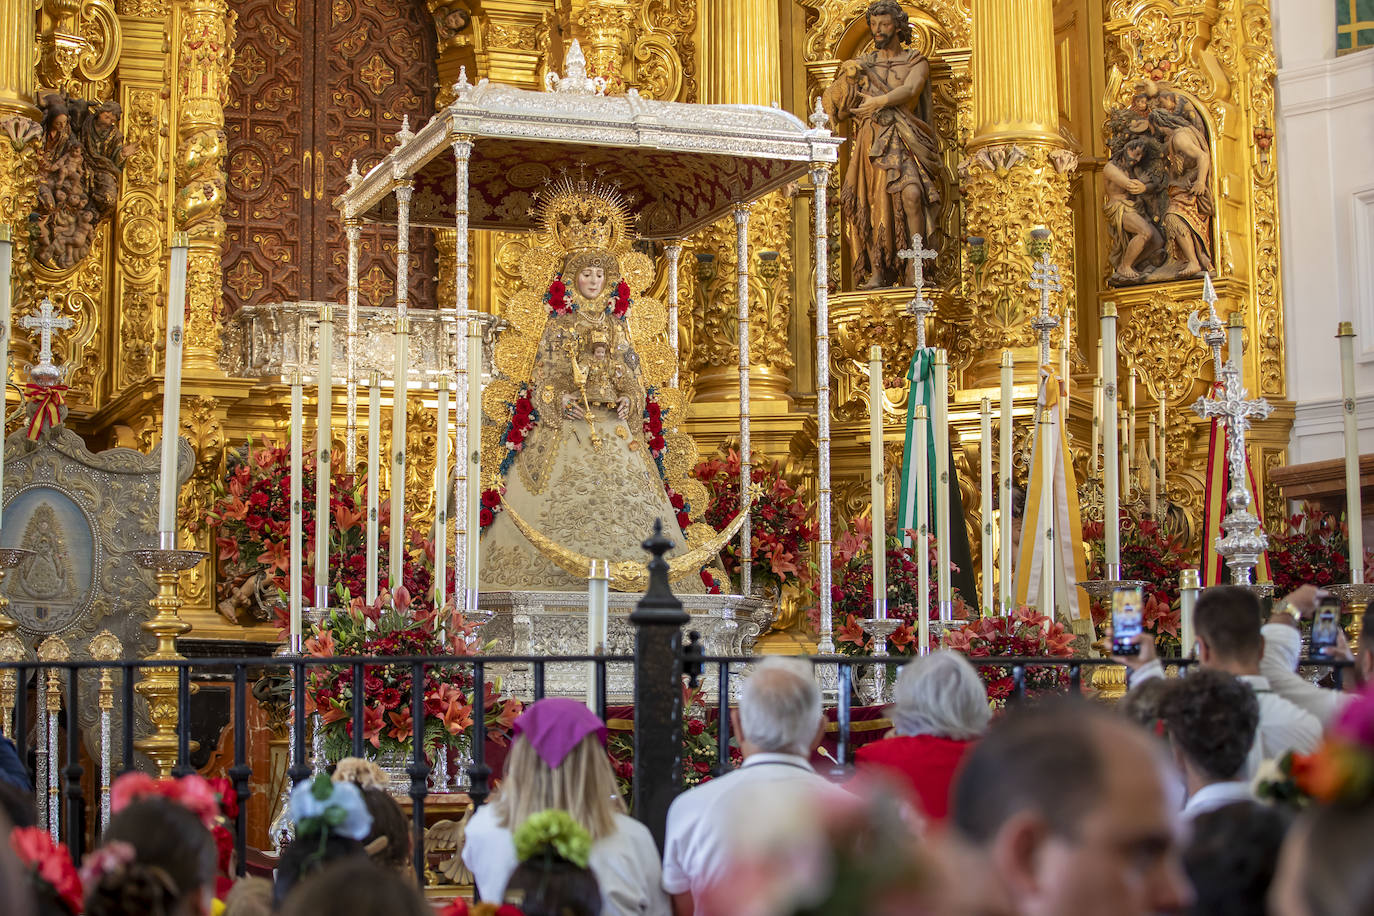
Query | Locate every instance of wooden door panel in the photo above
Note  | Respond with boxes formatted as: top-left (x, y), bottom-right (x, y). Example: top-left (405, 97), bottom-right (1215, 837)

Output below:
top-left (223, 0), bottom-right (309, 312)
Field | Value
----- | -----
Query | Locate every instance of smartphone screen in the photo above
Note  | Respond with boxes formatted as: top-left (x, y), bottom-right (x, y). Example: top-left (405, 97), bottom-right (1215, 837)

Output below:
top-left (1311, 600), bottom-right (1341, 655)
top-left (1112, 587), bottom-right (1145, 656)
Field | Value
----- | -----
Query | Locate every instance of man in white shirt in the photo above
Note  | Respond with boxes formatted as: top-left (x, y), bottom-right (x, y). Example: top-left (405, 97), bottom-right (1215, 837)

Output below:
top-left (1260, 588), bottom-right (1369, 727)
top-left (1124, 585), bottom-right (1322, 774)
top-left (1156, 667), bottom-right (1259, 821)
top-left (660, 657), bottom-right (840, 916)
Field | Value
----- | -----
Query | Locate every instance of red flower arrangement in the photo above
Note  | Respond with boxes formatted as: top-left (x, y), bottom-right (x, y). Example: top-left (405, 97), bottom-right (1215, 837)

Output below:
top-left (1267, 503), bottom-right (1369, 595)
top-left (481, 385), bottom-right (542, 532)
top-left (607, 278), bottom-right (631, 317)
top-left (607, 685), bottom-right (730, 801)
top-left (480, 486), bottom-right (505, 530)
top-left (10, 827), bottom-right (83, 915)
top-left (1082, 509), bottom-right (1190, 654)
top-left (545, 275), bottom-right (572, 316)
top-left (691, 449), bottom-right (818, 596)
top-left (295, 589), bottom-right (522, 762)
top-left (941, 606), bottom-right (1076, 703)
top-left (823, 516), bottom-right (968, 656)
top-left (641, 391), bottom-right (691, 531)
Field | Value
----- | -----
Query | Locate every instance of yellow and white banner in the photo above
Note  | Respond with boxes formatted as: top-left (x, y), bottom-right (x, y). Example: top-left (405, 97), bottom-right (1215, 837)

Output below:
top-left (1014, 365), bottom-right (1091, 634)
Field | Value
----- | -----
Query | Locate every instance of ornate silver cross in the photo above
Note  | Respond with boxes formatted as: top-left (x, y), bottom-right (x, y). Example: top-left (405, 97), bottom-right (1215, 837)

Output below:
top-left (899, 234), bottom-right (937, 348)
top-left (19, 299), bottom-right (73, 378)
top-left (1028, 255), bottom-right (1062, 366)
top-left (1193, 359), bottom-right (1274, 584)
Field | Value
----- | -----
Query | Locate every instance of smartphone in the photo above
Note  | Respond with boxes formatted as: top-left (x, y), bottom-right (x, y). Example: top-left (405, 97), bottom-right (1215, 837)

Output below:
top-left (1112, 587), bottom-right (1145, 656)
top-left (1311, 599), bottom-right (1341, 655)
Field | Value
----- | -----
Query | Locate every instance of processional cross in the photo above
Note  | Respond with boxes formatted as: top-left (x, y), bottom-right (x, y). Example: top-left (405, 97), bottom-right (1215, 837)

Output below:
top-left (899, 234), bottom-right (938, 349)
top-left (1193, 358), bottom-right (1273, 584)
top-left (19, 299), bottom-right (73, 377)
top-left (1187, 272), bottom-right (1227, 376)
top-left (1027, 255), bottom-right (1063, 367)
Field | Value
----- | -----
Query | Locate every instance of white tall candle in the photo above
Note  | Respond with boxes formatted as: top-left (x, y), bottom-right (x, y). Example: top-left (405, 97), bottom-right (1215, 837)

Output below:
top-left (1101, 304), bottom-right (1121, 578)
top-left (1158, 401), bottom-right (1167, 498)
top-left (157, 235), bottom-right (189, 545)
top-left (933, 349), bottom-right (951, 618)
top-left (0, 227), bottom-right (11, 512)
top-left (1091, 378), bottom-right (1101, 474)
top-left (869, 346), bottom-right (886, 619)
top-left (314, 306), bottom-right (333, 609)
top-left (1228, 312), bottom-right (1245, 370)
top-left (999, 351), bottom-right (1014, 614)
top-left (915, 405), bottom-right (930, 653)
top-left (289, 372), bottom-right (304, 650)
top-left (1038, 410), bottom-right (1055, 617)
top-left (434, 376), bottom-right (450, 610)
top-left (467, 323), bottom-right (483, 609)
top-left (980, 397), bottom-right (993, 616)
top-left (1338, 323), bottom-right (1364, 584)
top-left (366, 372), bottom-right (381, 603)
top-left (734, 206), bottom-right (752, 597)
top-left (1147, 413), bottom-right (1158, 517)
top-left (1127, 364), bottom-right (1138, 473)
top-left (586, 559), bottom-right (609, 709)
top-left (1180, 568), bottom-right (1200, 656)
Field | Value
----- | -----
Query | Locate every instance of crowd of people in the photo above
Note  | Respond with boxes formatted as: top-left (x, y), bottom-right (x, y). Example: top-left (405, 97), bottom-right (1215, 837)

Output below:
top-left (0, 585), bottom-right (1370, 915)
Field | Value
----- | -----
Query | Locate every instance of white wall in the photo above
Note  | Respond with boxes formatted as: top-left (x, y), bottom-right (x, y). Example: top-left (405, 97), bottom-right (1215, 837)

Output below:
top-left (1274, 0), bottom-right (1374, 464)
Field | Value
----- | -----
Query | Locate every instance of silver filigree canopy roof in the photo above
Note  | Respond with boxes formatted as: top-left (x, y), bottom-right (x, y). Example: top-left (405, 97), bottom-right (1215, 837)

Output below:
top-left (335, 42), bottom-right (840, 241)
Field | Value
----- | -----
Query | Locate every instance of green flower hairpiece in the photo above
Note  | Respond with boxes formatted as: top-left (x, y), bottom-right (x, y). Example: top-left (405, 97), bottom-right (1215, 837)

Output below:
top-left (512, 810), bottom-right (593, 869)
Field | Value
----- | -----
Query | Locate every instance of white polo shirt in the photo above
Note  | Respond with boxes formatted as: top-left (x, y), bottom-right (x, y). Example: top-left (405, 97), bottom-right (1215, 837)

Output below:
top-left (463, 805), bottom-right (670, 916)
top-left (1181, 780), bottom-right (1254, 822)
top-left (661, 753), bottom-right (845, 916)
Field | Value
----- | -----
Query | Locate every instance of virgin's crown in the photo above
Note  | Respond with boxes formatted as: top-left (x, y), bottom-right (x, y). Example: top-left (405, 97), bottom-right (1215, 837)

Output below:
top-left (532, 173), bottom-right (635, 255)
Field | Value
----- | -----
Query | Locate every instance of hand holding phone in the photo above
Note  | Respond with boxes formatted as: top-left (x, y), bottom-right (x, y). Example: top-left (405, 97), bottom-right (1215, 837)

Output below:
top-left (1311, 598), bottom-right (1341, 656)
top-left (1112, 587), bottom-right (1145, 657)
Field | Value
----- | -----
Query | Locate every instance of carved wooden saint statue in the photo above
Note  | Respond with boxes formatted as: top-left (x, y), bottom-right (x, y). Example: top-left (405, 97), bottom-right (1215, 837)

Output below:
top-left (822, 0), bottom-right (946, 290)
top-left (1103, 82), bottom-right (1214, 285)
top-left (29, 93), bottom-right (136, 270)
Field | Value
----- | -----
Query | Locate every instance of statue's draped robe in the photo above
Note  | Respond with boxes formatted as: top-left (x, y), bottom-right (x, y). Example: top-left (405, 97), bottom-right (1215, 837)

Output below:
top-left (480, 309), bottom-right (703, 592)
top-left (825, 48), bottom-right (944, 287)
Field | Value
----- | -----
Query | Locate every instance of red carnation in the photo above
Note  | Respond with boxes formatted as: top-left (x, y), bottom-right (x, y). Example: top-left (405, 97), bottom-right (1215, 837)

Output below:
top-left (480, 507), bottom-right (495, 527)
top-left (669, 493), bottom-right (686, 510)
top-left (647, 402), bottom-right (661, 423)
top-left (649, 435), bottom-right (666, 453)
top-left (676, 510), bottom-right (691, 530)
top-left (506, 428), bottom-right (525, 448)
top-left (10, 828), bottom-right (82, 915)
top-left (481, 489), bottom-right (503, 509)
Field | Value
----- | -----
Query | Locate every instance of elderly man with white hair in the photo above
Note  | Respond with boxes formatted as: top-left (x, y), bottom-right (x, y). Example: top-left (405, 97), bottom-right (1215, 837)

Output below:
top-left (855, 650), bottom-right (990, 822)
top-left (661, 657), bottom-right (843, 916)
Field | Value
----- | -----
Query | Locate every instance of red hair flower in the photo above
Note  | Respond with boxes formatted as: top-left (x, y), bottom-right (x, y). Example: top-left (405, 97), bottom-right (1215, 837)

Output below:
top-left (11, 827), bottom-right (83, 915)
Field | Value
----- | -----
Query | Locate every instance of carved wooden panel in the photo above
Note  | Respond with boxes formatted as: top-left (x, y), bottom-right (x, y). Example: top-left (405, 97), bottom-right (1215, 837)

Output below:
top-left (224, 0), bottom-right (436, 313)
top-left (317, 0), bottom-right (437, 309)
top-left (224, 0), bottom-right (307, 311)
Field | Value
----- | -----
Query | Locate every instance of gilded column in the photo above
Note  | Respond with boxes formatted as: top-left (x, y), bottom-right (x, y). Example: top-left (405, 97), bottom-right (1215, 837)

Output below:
top-left (0, 0), bottom-right (37, 118)
top-left (173, 0), bottom-right (233, 372)
top-left (961, 0), bottom-right (1077, 383)
top-left (692, 0), bottom-right (792, 402)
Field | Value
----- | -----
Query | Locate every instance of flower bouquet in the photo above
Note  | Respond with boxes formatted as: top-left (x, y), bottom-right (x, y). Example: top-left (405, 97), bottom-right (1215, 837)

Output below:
top-left (822, 516), bottom-right (968, 657)
top-left (1083, 510), bottom-right (1190, 655)
top-left (289, 587), bottom-right (521, 774)
top-left (1267, 503), bottom-right (1366, 595)
top-left (607, 684), bottom-right (731, 803)
top-left (941, 606), bottom-right (1077, 704)
top-left (691, 450), bottom-right (818, 597)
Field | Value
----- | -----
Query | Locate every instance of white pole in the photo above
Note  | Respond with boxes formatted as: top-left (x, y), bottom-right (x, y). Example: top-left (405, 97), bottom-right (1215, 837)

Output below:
top-left (666, 242), bottom-right (683, 389)
top-left (366, 372), bottom-right (381, 603)
top-left (869, 346), bottom-right (886, 619)
top-left (453, 138), bottom-right (475, 611)
top-left (999, 351), bottom-right (1014, 613)
top-left (934, 348), bottom-right (951, 619)
top-left (289, 372), bottom-right (304, 651)
top-left (157, 236), bottom-right (189, 548)
top-left (1338, 324), bottom-right (1364, 583)
top-left (314, 306), bottom-right (333, 610)
top-left (434, 376), bottom-right (450, 610)
top-left (980, 397), bottom-right (993, 616)
top-left (1101, 304), bottom-right (1121, 579)
top-left (915, 406), bottom-right (929, 653)
top-left (811, 165), bottom-right (834, 653)
top-left (345, 222), bottom-right (361, 469)
top-left (466, 323), bottom-right (482, 608)
top-left (1038, 409), bottom-right (1055, 616)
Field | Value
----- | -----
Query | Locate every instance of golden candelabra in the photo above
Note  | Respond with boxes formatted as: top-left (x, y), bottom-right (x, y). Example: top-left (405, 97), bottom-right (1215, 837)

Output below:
top-left (132, 548), bottom-right (205, 777)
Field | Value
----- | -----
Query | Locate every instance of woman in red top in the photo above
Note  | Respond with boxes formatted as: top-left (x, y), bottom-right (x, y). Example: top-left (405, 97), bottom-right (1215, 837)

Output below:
top-left (855, 650), bottom-right (990, 822)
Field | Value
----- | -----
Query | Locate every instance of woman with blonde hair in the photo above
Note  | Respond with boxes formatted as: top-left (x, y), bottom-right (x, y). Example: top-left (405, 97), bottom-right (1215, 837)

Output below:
top-left (461, 698), bottom-right (668, 916)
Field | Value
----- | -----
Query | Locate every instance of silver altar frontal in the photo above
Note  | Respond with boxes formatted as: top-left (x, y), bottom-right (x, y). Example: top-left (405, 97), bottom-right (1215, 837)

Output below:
top-left (332, 41), bottom-right (842, 661)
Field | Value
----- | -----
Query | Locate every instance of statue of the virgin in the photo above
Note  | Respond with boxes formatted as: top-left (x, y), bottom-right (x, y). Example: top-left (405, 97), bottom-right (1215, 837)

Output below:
top-left (479, 175), bottom-right (741, 593)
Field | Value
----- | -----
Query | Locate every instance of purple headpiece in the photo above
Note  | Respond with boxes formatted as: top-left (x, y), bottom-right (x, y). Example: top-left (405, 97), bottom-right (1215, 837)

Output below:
top-left (512, 697), bottom-right (608, 769)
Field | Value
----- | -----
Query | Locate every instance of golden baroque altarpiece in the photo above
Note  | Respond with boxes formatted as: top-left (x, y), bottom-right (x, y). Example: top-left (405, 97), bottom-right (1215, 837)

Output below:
top-left (0, 0), bottom-right (1290, 640)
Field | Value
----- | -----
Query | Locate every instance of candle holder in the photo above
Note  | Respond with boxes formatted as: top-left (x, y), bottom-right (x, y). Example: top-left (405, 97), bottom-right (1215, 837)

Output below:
top-left (0, 547), bottom-right (35, 634)
top-left (1330, 583), bottom-right (1374, 650)
top-left (859, 617), bottom-right (901, 704)
top-left (132, 548), bottom-right (206, 776)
